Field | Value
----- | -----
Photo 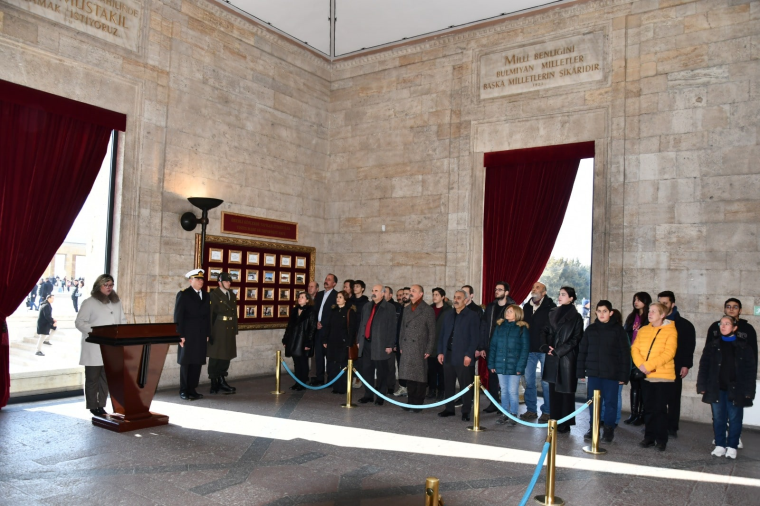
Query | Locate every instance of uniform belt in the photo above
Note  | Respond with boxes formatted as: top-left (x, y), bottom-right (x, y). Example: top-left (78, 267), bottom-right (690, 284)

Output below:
top-left (220, 316), bottom-right (233, 321)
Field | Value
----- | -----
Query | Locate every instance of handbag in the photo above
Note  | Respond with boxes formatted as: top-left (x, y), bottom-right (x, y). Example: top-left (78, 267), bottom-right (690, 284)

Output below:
top-left (630, 329), bottom-right (660, 381)
top-left (347, 308), bottom-right (359, 361)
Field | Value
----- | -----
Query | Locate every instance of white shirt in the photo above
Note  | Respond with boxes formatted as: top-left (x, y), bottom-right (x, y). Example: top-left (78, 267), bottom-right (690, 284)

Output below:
top-left (318, 288), bottom-right (334, 321)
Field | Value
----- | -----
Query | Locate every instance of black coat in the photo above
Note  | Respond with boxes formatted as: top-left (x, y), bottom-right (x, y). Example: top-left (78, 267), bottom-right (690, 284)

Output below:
top-left (314, 289), bottom-right (338, 325)
top-left (523, 296), bottom-right (556, 353)
top-left (322, 304), bottom-right (358, 362)
top-left (706, 319), bottom-right (757, 359)
top-left (540, 304), bottom-right (583, 394)
top-left (434, 302), bottom-right (452, 345)
top-left (437, 308), bottom-right (480, 364)
top-left (577, 319), bottom-right (631, 383)
top-left (391, 299), bottom-right (404, 347)
top-left (466, 301), bottom-right (484, 318)
top-left (350, 295), bottom-right (369, 317)
top-left (36, 301), bottom-right (55, 335)
top-left (39, 280), bottom-right (53, 300)
top-left (357, 299), bottom-right (398, 359)
top-left (174, 287), bottom-right (210, 365)
top-left (697, 335), bottom-right (756, 407)
top-left (282, 305), bottom-right (317, 358)
top-left (479, 297), bottom-right (515, 351)
top-left (669, 307), bottom-right (696, 370)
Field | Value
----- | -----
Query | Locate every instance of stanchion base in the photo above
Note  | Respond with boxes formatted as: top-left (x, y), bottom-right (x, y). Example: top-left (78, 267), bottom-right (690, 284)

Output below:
top-left (534, 495), bottom-right (565, 505)
top-left (582, 445), bottom-right (607, 455)
top-left (271, 391), bottom-right (284, 395)
top-left (466, 426), bottom-right (487, 432)
top-left (341, 403), bottom-right (357, 408)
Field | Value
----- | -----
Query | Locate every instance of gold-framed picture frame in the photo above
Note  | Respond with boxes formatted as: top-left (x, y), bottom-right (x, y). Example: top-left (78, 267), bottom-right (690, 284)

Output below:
top-left (278, 288), bottom-right (290, 301)
top-left (278, 305), bottom-right (290, 318)
top-left (229, 250), bottom-right (243, 264)
top-left (247, 252), bottom-right (260, 265)
top-left (246, 269), bottom-right (259, 283)
top-left (228, 269), bottom-right (241, 282)
top-left (264, 253), bottom-right (276, 266)
top-left (263, 288), bottom-right (275, 301)
top-left (280, 272), bottom-right (291, 284)
top-left (263, 271), bottom-right (276, 283)
top-left (245, 287), bottom-right (258, 301)
top-left (280, 255), bottom-right (291, 268)
top-left (262, 305), bottom-right (274, 318)
top-left (295, 273), bottom-right (306, 285)
top-left (295, 256), bottom-right (306, 268)
top-left (245, 305), bottom-right (257, 318)
top-left (231, 288), bottom-right (240, 299)
top-left (208, 267), bottom-right (223, 280)
top-left (209, 248), bottom-right (224, 263)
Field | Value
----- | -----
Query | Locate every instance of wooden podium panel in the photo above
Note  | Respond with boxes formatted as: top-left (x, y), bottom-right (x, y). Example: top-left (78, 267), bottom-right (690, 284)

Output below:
top-left (87, 323), bottom-right (181, 433)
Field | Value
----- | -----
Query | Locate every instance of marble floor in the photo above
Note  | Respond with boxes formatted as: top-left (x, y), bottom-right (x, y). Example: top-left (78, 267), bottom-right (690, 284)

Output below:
top-left (2, 375), bottom-right (759, 506)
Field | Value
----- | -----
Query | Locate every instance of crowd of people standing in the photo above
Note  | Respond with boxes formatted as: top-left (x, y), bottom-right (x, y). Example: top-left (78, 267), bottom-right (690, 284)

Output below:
top-left (283, 274), bottom-right (757, 459)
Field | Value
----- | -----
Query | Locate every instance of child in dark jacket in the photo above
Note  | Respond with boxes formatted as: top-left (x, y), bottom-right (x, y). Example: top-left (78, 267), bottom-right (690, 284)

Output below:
top-left (577, 301), bottom-right (631, 442)
top-left (488, 305), bottom-right (530, 425)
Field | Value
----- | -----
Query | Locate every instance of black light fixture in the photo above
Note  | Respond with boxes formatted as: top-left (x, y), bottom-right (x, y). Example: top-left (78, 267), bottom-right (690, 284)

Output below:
top-left (180, 197), bottom-right (224, 266)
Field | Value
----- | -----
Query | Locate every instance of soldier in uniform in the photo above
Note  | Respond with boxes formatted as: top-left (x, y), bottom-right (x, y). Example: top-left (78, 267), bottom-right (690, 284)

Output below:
top-left (174, 269), bottom-right (211, 400)
top-left (208, 272), bottom-right (239, 394)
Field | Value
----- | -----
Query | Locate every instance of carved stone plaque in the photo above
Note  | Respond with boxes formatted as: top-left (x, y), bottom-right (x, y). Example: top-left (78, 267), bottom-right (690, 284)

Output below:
top-left (8, 0), bottom-right (143, 52)
top-left (480, 32), bottom-right (604, 99)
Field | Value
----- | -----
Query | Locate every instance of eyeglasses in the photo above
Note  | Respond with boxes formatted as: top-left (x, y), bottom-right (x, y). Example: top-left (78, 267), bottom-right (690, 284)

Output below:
top-left (724, 305), bottom-right (740, 310)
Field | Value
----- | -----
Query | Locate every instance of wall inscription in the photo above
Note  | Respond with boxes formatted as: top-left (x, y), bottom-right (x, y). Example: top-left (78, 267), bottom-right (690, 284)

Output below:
top-left (8, 0), bottom-right (143, 52)
top-left (479, 32), bottom-right (604, 99)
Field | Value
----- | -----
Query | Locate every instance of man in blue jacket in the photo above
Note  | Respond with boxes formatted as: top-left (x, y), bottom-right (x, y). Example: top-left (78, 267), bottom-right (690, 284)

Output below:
top-left (437, 290), bottom-right (480, 421)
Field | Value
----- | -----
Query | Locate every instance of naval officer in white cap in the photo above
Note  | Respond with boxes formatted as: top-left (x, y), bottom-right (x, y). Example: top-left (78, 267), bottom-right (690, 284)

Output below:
top-left (174, 269), bottom-right (211, 400)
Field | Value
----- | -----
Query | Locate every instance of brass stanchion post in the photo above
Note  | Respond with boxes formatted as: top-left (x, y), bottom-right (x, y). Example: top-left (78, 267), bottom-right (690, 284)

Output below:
top-left (425, 477), bottom-right (443, 506)
top-left (341, 360), bottom-right (356, 408)
top-left (467, 375), bottom-right (485, 432)
top-left (270, 350), bottom-right (284, 395)
top-left (582, 389), bottom-right (607, 455)
top-left (535, 420), bottom-right (564, 505)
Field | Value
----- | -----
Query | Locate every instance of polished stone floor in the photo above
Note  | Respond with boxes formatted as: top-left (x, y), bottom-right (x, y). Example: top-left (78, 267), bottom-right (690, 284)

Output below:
top-left (2, 375), bottom-right (759, 506)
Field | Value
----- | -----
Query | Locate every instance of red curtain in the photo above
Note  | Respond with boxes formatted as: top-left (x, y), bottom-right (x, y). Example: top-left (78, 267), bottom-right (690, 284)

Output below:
top-left (481, 142), bottom-right (594, 304)
top-left (0, 80), bottom-right (126, 408)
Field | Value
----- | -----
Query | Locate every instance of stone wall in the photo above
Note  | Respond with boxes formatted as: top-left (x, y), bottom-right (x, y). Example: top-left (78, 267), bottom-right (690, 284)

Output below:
top-left (0, 0), bottom-right (331, 386)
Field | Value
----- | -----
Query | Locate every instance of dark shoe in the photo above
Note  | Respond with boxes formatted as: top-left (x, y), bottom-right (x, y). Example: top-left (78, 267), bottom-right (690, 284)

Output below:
top-left (290, 384), bottom-right (299, 390)
top-left (655, 442), bottom-right (667, 451)
top-left (632, 415), bottom-right (644, 426)
top-left (308, 377), bottom-right (318, 386)
top-left (358, 397), bottom-right (373, 404)
top-left (623, 414), bottom-right (636, 425)
top-left (96, 407), bottom-right (107, 415)
top-left (312, 380), bottom-right (325, 386)
top-left (602, 426), bottom-right (615, 443)
top-left (89, 409), bottom-right (102, 416)
top-left (188, 390), bottom-right (203, 400)
top-left (426, 388), bottom-right (437, 399)
top-left (668, 429), bottom-right (678, 439)
top-left (538, 413), bottom-right (551, 423)
top-left (35, 351), bottom-right (44, 356)
top-left (293, 385), bottom-right (306, 391)
top-left (484, 404), bottom-right (498, 414)
top-left (462, 413), bottom-right (471, 422)
top-left (521, 411), bottom-right (538, 421)
top-left (220, 377), bottom-right (236, 392)
top-left (438, 410), bottom-right (455, 418)
top-left (557, 426), bottom-right (571, 434)
top-left (210, 378), bottom-right (221, 394)
top-left (180, 391), bottom-right (190, 400)
top-left (639, 438), bottom-right (655, 448)
top-left (401, 407), bottom-right (411, 412)
top-left (332, 390), bottom-right (343, 394)
top-left (43, 341), bottom-right (52, 345)
top-left (374, 399), bottom-right (384, 406)
top-left (584, 428), bottom-right (594, 440)
top-left (411, 409), bottom-right (422, 414)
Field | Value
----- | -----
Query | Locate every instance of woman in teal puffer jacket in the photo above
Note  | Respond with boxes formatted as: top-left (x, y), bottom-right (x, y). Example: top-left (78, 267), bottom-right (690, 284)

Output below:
top-left (488, 305), bottom-right (530, 425)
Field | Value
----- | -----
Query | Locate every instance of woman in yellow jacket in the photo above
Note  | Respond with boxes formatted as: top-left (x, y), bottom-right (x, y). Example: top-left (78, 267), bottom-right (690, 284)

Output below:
top-left (631, 302), bottom-right (678, 451)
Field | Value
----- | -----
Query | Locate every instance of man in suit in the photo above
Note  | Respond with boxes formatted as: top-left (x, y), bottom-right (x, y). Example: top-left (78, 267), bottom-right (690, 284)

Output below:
top-left (357, 284), bottom-right (398, 405)
top-left (437, 290), bottom-right (480, 421)
top-left (310, 273), bottom-right (338, 385)
top-left (174, 269), bottom-right (211, 400)
top-left (462, 285), bottom-right (484, 317)
top-left (208, 272), bottom-right (239, 395)
top-left (522, 282), bottom-right (556, 422)
top-left (398, 285), bottom-right (437, 411)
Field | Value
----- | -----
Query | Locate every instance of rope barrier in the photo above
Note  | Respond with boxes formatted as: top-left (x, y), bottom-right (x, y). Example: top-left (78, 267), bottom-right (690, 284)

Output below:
top-left (518, 441), bottom-right (551, 506)
top-left (481, 388), bottom-right (592, 427)
top-left (353, 370), bottom-right (473, 409)
top-left (281, 361), bottom-right (346, 390)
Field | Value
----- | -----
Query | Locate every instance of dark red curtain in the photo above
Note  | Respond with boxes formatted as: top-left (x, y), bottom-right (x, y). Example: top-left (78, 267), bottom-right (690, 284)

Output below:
top-left (482, 142), bottom-right (594, 304)
top-left (0, 80), bottom-right (126, 408)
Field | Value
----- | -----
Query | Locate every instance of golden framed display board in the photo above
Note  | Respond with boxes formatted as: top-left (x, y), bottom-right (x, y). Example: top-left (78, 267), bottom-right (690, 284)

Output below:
top-left (195, 234), bottom-right (316, 330)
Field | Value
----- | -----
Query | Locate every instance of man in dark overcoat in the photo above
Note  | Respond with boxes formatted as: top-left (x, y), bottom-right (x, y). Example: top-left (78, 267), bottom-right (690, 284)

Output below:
top-left (357, 284), bottom-right (398, 405)
top-left (208, 272), bottom-right (238, 395)
top-left (398, 285), bottom-right (437, 411)
top-left (174, 269), bottom-right (211, 400)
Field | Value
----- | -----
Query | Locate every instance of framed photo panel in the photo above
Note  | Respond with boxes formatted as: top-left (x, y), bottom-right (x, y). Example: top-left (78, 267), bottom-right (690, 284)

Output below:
top-left (195, 234), bottom-right (316, 330)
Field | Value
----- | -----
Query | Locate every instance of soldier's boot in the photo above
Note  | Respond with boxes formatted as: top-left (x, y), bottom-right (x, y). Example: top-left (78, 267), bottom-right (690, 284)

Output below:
top-left (219, 376), bottom-right (236, 393)
top-left (210, 377), bottom-right (221, 394)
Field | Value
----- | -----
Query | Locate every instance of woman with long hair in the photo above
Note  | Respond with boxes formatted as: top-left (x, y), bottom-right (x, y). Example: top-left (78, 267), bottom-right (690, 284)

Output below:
top-left (323, 290), bottom-right (359, 394)
top-left (488, 304), bottom-right (530, 425)
top-left (623, 292), bottom-right (651, 425)
top-left (282, 291), bottom-right (317, 390)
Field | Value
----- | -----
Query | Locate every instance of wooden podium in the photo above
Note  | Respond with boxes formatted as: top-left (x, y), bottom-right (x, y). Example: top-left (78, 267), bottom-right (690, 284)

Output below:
top-left (86, 323), bottom-right (181, 432)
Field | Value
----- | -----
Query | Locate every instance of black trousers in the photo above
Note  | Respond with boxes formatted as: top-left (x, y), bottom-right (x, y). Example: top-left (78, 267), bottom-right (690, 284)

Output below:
top-left (667, 375), bottom-right (682, 432)
top-left (359, 344), bottom-right (390, 401)
top-left (427, 356), bottom-right (444, 391)
top-left (313, 329), bottom-right (326, 380)
top-left (84, 366), bottom-right (108, 409)
top-left (642, 380), bottom-right (672, 444)
top-left (443, 363), bottom-right (474, 414)
top-left (395, 351), bottom-right (406, 387)
top-left (485, 365), bottom-right (500, 407)
top-left (207, 358), bottom-right (231, 379)
top-left (327, 357), bottom-right (347, 393)
top-left (180, 364), bottom-right (202, 393)
top-left (549, 382), bottom-right (577, 430)
top-left (293, 355), bottom-right (309, 384)
top-left (406, 380), bottom-right (427, 405)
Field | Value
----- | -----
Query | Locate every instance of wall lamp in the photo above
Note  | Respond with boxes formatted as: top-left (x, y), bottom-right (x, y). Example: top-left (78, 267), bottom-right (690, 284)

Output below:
top-left (180, 197), bottom-right (224, 266)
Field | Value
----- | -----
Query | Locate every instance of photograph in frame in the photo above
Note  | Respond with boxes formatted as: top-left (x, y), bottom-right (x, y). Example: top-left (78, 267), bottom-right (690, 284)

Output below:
top-left (246, 269), bottom-right (259, 282)
top-left (247, 252), bottom-right (259, 265)
top-left (244, 305), bottom-right (257, 318)
top-left (280, 272), bottom-right (290, 284)
top-left (264, 253), bottom-right (276, 266)
top-left (263, 271), bottom-right (275, 283)
top-left (278, 288), bottom-right (290, 301)
top-left (280, 255), bottom-right (291, 268)
top-left (228, 250), bottom-right (243, 264)
top-left (209, 248), bottom-right (224, 263)
top-left (278, 305), bottom-right (290, 318)
top-left (263, 288), bottom-right (275, 300)
top-left (208, 267), bottom-right (223, 280)
top-left (231, 288), bottom-right (240, 298)
top-left (245, 288), bottom-right (258, 301)
top-left (262, 305), bottom-right (274, 318)
top-left (295, 273), bottom-right (306, 285)
top-left (295, 256), bottom-right (306, 268)
top-left (228, 269), bottom-right (241, 282)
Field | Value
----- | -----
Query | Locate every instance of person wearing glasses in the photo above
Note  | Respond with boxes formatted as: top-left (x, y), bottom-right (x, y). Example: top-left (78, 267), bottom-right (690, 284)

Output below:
top-left (75, 275), bottom-right (127, 416)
